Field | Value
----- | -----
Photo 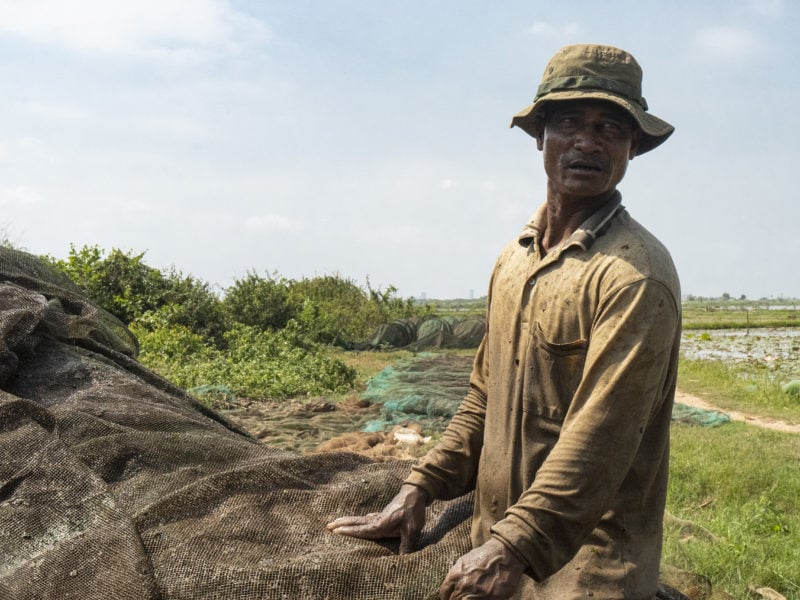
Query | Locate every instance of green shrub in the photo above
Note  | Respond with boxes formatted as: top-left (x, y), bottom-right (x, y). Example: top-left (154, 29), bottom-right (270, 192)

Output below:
top-left (47, 245), bottom-right (227, 345)
top-left (222, 270), bottom-right (295, 331)
top-left (287, 275), bottom-right (419, 346)
top-left (48, 245), bottom-right (166, 324)
top-left (131, 317), bottom-right (356, 401)
top-left (219, 321), bottom-right (357, 398)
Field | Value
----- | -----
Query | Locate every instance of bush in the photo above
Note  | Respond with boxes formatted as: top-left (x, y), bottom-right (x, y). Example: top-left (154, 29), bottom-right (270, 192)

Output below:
top-left (287, 275), bottom-right (419, 346)
top-left (47, 245), bottom-right (227, 345)
top-left (44, 247), bottom-right (413, 399)
top-left (131, 316), bottom-right (357, 401)
top-left (222, 271), bottom-right (294, 331)
top-left (220, 322), bottom-right (357, 398)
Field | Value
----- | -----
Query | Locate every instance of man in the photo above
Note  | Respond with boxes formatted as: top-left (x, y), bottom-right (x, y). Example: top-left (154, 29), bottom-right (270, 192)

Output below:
top-left (328, 44), bottom-right (681, 600)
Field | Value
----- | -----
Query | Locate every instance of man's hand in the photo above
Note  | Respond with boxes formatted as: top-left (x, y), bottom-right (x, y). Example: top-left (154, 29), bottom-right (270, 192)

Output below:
top-left (438, 537), bottom-right (525, 600)
top-left (325, 483), bottom-right (427, 554)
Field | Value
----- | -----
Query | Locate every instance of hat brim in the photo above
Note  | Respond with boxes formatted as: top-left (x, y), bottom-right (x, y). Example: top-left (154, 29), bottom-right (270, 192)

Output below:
top-left (510, 90), bottom-right (674, 155)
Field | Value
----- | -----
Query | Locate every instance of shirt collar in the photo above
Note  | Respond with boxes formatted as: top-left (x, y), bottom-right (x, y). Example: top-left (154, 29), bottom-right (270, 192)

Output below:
top-left (518, 190), bottom-right (624, 252)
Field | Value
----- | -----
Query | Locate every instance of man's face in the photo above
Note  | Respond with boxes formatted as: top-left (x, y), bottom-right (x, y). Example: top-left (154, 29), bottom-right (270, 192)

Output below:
top-left (536, 100), bottom-right (640, 203)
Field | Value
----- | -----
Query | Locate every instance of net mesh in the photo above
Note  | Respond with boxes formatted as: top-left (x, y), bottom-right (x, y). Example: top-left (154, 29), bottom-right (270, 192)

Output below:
top-left (369, 316), bottom-right (486, 351)
top-left (0, 247), bottom-right (472, 600)
top-left (0, 247), bottom-right (696, 599)
top-left (360, 353), bottom-right (475, 432)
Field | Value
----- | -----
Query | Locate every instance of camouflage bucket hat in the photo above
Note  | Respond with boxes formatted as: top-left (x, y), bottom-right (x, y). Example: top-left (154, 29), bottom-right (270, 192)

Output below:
top-left (510, 44), bottom-right (674, 155)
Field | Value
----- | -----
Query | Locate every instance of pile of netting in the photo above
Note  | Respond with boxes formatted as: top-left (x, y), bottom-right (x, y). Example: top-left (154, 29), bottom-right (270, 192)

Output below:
top-left (369, 316), bottom-right (485, 350)
top-left (360, 353), bottom-right (475, 432)
top-left (0, 247), bottom-right (474, 600)
top-left (670, 403), bottom-right (731, 427)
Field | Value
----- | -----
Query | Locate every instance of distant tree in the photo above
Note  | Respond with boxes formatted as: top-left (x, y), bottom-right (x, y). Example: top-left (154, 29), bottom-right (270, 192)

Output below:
top-left (287, 275), bottom-right (419, 347)
top-left (47, 245), bottom-right (226, 344)
top-left (288, 275), bottom-right (371, 345)
top-left (222, 271), bottom-right (295, 331)
top-left (721, 292), bottom-right (731, 301)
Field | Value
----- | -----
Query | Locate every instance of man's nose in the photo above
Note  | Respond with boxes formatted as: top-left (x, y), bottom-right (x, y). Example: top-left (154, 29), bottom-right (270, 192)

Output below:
top-left (572, 123), bottom-right (604, 151)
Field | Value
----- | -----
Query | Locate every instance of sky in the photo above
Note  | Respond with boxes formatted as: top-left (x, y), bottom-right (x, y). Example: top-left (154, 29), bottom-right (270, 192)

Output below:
top-left (0, 0), bottom-right (798, 300)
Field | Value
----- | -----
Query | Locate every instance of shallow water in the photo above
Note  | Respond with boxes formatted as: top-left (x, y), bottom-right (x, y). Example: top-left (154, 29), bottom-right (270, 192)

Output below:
top-left (681, 327), bottom-right (800, 377)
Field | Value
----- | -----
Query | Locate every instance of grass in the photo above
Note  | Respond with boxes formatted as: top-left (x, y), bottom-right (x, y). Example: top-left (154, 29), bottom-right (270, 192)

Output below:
top-left (335, 347), bottom-right (477, 393)
top-left (335, 348), bottom-right (417, 391)
top-left (665, 422), bottom-right (800, 599)
top-left (678, 357), bottom-right (800, 423)
top-left (682, 305), bottom-right (800, 330)
top-left (671, 331), bottom-right (800, 599)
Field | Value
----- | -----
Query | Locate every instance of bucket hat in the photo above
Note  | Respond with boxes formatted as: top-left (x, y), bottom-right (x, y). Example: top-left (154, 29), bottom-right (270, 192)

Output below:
top-left (510, 44), bottom-right (674, 155)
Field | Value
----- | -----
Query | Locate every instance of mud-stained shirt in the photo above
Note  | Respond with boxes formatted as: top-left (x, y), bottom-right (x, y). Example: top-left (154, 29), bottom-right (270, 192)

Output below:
top-left (405, 192), bottom-right (681, 600)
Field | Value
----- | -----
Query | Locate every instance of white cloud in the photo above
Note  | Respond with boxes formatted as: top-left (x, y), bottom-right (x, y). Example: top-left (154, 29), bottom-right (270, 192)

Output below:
top-left (694, 26), bottom-right (761, 60)
top-left (0, 186), bottom-right (41, 207)
top-left (0, 0), bottom-right (268, 62)
top-left (527, 21), bottom-right (581, 39)
top-left (243, 214), bottom-right (302, 233)
top-left (440, 179), bottom-right (455, 190)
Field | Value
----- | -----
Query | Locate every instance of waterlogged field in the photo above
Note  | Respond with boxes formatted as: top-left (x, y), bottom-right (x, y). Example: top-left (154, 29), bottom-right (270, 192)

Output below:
top-left (678, 327), bottom-right (800, 422)
top-left (682, 327), bottom-right (800, 379)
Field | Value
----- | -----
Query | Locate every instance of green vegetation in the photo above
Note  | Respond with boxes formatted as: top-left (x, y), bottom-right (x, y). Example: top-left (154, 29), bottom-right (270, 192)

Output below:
top-left (131, 319), bottom-right (357, 404)
top-left (416, 297), bottom-right (486, 318)
top-left (47, 244), bottom-right (228, 343)
top-left (683, 298), bottom-right (800, 330)
top-left (665, 423), bottom-right (800, 599)
top-left (46, 245), bottom-right (427, 404)
top-left (672, 317), bottom-right (800, 598)
top-left (678, 358), bottom-right (800, 422)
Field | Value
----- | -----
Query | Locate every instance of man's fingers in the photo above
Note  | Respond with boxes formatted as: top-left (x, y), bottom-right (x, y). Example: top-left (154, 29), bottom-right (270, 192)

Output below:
top-left (326, 514), bottom-right (398, 540)
top-left (325, 513), bottom-right (378, 531)
top-left (398, 517), bottom-right (422, 554)
top-left (438, 573), bottom-right (455, 600)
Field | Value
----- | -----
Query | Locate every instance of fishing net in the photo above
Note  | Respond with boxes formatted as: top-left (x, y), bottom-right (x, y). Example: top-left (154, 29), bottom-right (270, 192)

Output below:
top-left (360, 353), bottom-right (475, 433)
top-left (368, 316), bottom-right (486, 351)
top-left (670, 403), bottom-right (732, 427)
top-left (0, 247), bottom-right (696, 599)
top-left (0, 247), bottom-right (473, 600)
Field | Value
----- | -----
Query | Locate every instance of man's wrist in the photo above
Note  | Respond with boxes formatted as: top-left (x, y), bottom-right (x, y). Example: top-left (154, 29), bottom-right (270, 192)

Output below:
top-left (489, 533), bottom-right (530, 575)
top-left (400, 483), bottom-right (431, 505)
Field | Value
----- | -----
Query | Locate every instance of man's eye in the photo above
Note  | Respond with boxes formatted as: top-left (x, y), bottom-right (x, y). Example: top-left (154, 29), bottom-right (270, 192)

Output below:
top-left (602, 121), bottom-right (626, 135)
top-left (556, 116), bottom-right (579, 129)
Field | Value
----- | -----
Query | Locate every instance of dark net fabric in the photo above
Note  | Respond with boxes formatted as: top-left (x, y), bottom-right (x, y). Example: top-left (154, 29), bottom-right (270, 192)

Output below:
top-left (0, 248), bottom-right (473, 600)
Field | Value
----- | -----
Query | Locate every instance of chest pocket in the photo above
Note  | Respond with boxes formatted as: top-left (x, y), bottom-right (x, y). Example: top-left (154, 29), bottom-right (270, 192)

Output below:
top-left (521, 322), bottom-right (588, 421)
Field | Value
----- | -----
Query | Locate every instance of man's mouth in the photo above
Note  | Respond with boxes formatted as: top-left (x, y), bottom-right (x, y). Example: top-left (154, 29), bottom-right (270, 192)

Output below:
top-left (567, 160), bottom-right (604, 172)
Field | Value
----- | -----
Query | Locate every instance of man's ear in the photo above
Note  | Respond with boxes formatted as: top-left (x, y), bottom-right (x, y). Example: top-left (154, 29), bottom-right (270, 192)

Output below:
top-left (628, 127), bottom-right (642, 159)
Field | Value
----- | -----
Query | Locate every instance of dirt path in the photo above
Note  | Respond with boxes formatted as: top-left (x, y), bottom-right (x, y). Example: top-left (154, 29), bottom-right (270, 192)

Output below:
top-left (675, 389), bottom-right (800, 434)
